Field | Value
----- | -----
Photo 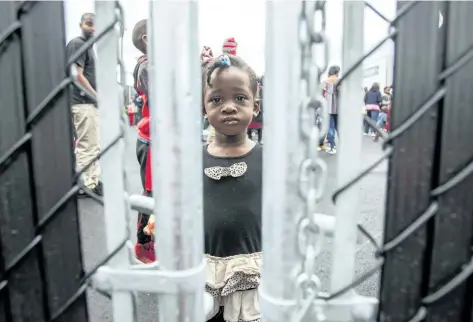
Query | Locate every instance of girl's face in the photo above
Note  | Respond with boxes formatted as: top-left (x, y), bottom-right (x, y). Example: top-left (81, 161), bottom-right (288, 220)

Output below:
top-left (204, 67), bottom-right (259, 137)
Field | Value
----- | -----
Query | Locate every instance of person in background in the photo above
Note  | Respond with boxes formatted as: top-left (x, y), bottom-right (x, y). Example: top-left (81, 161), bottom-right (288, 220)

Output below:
top-left (66, 13), bottom-right (103, 197)
top-left (316, 107), bottom-right (326, 151)
top-left (374, 86), bottom-right (393, 141)
top-left (201, 45), bottom-right (214, 66)
top-left (248, 75), bottom-right (263, 142)
top-left (322, 65), bottom-right (340, 154)
top-left (364, 82), bottom-right (382, 136)
top-left (130, 19), bottom-right (156, 263)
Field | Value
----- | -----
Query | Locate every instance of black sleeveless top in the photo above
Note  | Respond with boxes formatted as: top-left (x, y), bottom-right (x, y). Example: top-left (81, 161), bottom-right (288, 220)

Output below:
top-left (203, 144), bottom-right (263, 257)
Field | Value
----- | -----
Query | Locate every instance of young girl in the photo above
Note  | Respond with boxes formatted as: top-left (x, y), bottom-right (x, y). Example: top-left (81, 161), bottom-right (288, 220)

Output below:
top-left (145, 54), bottom-right (262, 322)
top-left (204, 54), bottom-right (263, 322)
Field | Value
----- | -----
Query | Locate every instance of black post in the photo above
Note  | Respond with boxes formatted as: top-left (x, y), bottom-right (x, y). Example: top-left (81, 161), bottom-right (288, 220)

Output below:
top-left (0, 2), bottom-right (88, 321)
top-left (378, 1), bottom-right (445, 321)
top-left (425, 2), bottom-right (473, 321)
top-left (0, 2), bottom-right (47, 320)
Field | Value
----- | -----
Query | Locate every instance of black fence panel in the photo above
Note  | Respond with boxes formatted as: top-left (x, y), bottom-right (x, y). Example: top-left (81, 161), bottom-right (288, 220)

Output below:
top-left (425, 2), bottom-right (473, 321)
top-left (0, 1), bottom-right (88, 321)
top-left (378, 1), bottom-right (445, 321)
top-left (0, 2), bottom-right (47, 321)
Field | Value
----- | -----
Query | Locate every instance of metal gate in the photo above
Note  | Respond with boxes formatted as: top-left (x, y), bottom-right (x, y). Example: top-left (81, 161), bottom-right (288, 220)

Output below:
top-left (1, 1), bottom-right (473, 321)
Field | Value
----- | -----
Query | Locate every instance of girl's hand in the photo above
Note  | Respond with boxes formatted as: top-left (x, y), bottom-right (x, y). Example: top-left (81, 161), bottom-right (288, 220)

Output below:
top-left (144, 215), bottom-right (156, 237)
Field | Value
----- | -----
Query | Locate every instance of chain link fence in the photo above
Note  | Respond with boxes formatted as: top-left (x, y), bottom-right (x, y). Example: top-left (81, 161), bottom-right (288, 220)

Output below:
top-left (262, 1), bottom-right (473, 321)
top-left (0, 1), bottom-right (132, 320)
top-left (326, 1), bottom-right (473, 321)
top-left (1, 0), bottom-right (473, 321)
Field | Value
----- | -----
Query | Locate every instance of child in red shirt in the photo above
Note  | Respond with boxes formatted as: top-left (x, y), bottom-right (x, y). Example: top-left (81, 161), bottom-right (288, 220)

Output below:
top-left (131, 19), bottom-right (155, 263)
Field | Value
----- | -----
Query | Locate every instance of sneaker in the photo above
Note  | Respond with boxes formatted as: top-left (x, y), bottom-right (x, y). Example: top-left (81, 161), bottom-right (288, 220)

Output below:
top-left (317, 145), bottom-right (326, 151)
top-left (134, 242), bottom-right (156, 263)
top-left (92, 182), bottom-right (103, 196)
top-left (77, 188), bottom-right (88, 198)
top-left (325, 147), bottom-right (337, 154)
top-left (77, 184), bottom-right (103, 198)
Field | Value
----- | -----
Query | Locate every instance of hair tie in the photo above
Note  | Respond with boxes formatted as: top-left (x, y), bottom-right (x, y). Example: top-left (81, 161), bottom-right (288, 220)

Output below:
top-left (220, 55), bottom-right (231, 67)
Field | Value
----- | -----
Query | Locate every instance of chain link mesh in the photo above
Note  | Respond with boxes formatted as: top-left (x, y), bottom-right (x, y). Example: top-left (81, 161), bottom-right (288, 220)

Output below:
top-left (2, 0), bottom-right (473, 321)
top-left (0, 1), bottom-right (132, 320)
top-left (316, 2), bottom-right (473, 321)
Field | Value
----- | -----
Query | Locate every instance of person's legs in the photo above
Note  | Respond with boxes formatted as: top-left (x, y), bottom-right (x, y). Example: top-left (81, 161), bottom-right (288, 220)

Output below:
top-left (364, 110), bottom-right (372, 134)
top-left (327, 116), bottom-right (335, 146)
top-left (318, 137), bottom-right (325, 150)
top-left (208, 310), bottom-right (225, 322)
top-left (332, 114), bottom-right (338, 133)
top-left (248, 128), bottom-right (255, 140)
top-left (90, 106), bottom-right (101, 187)
top-left (72, 104), bottom-right (102, 194)
top-left (369, 110), bottom-right (379, 135)
top-left (135, 139), bottom-right (155, 263)
top-left (376, 111), bottom-right (387, 129)
top-left (257, 128), bottom-right (263, 143)
top-left (374, 111), bottom-right (387, 142)
top-left (326, 115), bottom-right (337, 154)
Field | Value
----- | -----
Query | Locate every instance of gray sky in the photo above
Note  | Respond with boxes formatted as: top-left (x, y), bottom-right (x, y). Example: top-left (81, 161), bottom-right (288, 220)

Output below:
top-left (65, 0), bottom-right (396, 84)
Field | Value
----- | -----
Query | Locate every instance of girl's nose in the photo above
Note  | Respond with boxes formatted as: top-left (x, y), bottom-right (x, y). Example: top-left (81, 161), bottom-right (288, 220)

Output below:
top-left (221, 103), bottom-right (237, 114)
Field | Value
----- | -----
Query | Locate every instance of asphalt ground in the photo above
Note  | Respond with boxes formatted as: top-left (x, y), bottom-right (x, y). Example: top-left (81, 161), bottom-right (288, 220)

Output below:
top-left (79, 127), bottom-right (388, 321)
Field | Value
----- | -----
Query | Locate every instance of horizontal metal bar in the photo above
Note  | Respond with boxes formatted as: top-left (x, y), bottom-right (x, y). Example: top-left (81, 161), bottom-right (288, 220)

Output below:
top-left (129, 195), bottom-right (341, 238)
top-left (260, 288), bottom-right (378, 322)
top-left (321, 291), bottom-right (378, 322)
top-left (129, 194), bottom-right (154, 214)
top-left (92, 259), bottom-right (206, 294)
top-left (127, 196), bottom-right (370, 244)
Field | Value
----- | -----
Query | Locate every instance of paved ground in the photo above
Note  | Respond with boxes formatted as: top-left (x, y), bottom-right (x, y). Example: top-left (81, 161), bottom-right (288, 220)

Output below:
top-left (79, 127), bottom-right (388, 321)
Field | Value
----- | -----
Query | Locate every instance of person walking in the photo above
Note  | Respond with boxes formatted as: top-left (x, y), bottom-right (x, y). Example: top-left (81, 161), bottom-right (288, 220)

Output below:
top-left (363, 82), bottom-right (382, 136)
top-left (322, 65), bottom-right (341, 154)
top-left (66, 13), bottom-right (102, 197)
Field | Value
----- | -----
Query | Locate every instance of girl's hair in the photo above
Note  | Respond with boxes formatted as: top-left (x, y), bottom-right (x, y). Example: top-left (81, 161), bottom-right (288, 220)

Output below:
top-left (328, 65), bottom-right (340, 76)
top-left (202, 55), bottom-right (258, 97)
top-left (370, 82), bottom-right (380, 91)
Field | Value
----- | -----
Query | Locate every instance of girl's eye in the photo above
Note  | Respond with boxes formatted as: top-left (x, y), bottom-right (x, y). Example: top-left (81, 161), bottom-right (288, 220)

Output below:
top-left (235, 95), bottom-right (247, 103)
top-left (210, 97), bottom-right (221, 104)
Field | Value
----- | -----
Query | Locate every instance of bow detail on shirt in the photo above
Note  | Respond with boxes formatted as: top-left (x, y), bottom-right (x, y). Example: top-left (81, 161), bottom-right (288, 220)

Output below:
top-left (204, 162), bottom-right (247, 180)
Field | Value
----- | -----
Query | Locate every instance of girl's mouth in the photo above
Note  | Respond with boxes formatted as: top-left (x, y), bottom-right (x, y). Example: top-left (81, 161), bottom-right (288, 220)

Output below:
top-left (222, 117), bottom-right (239, 125)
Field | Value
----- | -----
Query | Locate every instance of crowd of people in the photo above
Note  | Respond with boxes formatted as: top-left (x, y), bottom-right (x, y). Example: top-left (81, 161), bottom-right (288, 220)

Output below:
top-left (315, 67), bottom-right (393, 155)
top-left (67, 12), bottom-right (392, 322)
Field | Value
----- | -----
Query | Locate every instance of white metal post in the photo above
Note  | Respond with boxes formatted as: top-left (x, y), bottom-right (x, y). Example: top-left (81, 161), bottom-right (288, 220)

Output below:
top-left (260, 1), bottom-right (304, 321)
top-left (329, 1), bottom-right (365, 320)
top-left (148, 1), bottom-right (205, 322)
top-left (95, 1), bottom-right (135, 321)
